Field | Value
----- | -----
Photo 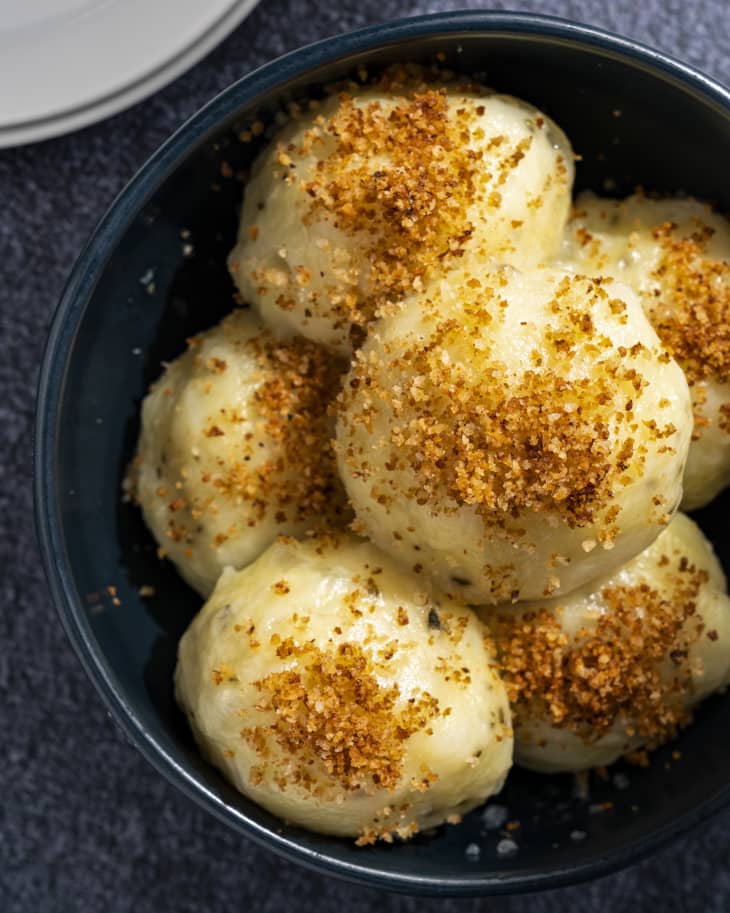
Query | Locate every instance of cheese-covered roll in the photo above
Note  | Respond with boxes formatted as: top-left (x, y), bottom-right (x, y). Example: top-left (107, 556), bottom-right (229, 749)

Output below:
top-left (175, 534), bottom-right (513, 843)
top-left (336, 265), bottom-right (692, 604)
top-left (130, 309), bottom-right (348, 596)
top-left (485, 513), bottom-right (730, 772)
top-left (229, 67), bottom-right (574, 354)
top-left (561, 193), bottom-right (730, 509)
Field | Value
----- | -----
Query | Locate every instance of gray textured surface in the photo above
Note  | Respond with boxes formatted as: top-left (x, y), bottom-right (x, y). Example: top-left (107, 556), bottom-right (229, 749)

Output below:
top-left (1, 1), bottom-right (729, 910)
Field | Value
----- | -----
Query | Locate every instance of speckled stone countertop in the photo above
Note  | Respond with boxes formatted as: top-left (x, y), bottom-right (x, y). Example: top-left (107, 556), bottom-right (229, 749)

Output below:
top-left (1, 1), bottom-right (729, 910)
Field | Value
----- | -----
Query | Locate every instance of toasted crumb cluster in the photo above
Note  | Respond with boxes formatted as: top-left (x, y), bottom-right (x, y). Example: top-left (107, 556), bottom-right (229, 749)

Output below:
top-left (231, 63), bottom-right (574, 353)
top-left (243, 638), bottom-right (440, 796)
top-left (560, 193), bottom-right (730, 509)
top-left (260, 83), bottom-right (485, 335)
top-left (132, 309), bottom-right (350, 595)
top-left (145, 329), bottom-right (343, 537)
top-left (492, 553), bottom-right (710, 747)
top-left (339, 273), bottom-right (675, 534)
top-left (562, 195), bottom-right (730, 437)
top-left (175, 534), bottom-right (513, 844)
top-left (210, 333), bottom-right (339, 522)
top-left (648, 222), bottom-right (730, 391)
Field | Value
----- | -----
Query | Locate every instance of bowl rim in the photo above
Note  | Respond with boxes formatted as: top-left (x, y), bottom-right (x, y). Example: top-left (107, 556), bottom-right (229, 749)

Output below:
top-left (35, 9), bottom-right (730, 897)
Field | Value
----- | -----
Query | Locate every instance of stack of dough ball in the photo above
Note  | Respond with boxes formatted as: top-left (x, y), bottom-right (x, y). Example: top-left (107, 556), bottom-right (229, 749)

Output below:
top-left (131, 308), bottom-right (348, 597)
top-left (336, 263), bottom-right (693, 604)
top-left (175, 534), bottom-right (513, 843)
top-left (228, 66), bottom-right (574, 354)
top-left (561, 192), bottom-right (730, 509)
top-left (485, 513), bottom-right (730, 772)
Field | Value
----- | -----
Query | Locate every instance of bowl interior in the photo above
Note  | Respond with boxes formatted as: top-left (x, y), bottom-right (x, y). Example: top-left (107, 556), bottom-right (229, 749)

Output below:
top-left (39, 17), bottom-right (730, 895)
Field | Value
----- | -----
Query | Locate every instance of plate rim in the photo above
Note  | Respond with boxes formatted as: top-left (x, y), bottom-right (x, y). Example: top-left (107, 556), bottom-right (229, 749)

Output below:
top-left (0, 0), bottom-right (261, 148)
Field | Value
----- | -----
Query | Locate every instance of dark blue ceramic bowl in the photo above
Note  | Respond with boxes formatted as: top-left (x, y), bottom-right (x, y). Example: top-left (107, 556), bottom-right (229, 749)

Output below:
top-left (35, 11), bottom-right (730, 896)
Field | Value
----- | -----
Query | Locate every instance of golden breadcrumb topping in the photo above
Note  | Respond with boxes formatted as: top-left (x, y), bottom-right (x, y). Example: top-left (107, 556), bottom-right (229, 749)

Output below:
top-left (247, 64), bottom-right (562, 340)
top-left (568, 206), bottom-right (730, 436)
top-left (241, 639), bottom-right (439, 796)
top-left (492, 548), bottom-right (711, 749)
top-left (339, 274), bottom-right (676, 535)
top-left (355, 818), bottom-right (420, 847)
top-left (648, 221), bottom-right (730, 390)
top-left (301, 86), bottom-right (479, 327)
top-left (133, 312), bottom-right (348, 551)
top-left (209, 330), bottom-right (344, 523)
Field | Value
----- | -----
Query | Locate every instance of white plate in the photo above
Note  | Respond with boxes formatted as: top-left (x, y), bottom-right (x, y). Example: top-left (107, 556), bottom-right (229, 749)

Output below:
top-left (0, 0), bottom-right (261, 148)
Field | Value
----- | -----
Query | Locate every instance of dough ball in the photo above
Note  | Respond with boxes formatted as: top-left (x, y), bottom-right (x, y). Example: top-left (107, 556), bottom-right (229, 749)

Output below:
top-left (229, 67), bottom-right (574, 354)
top-left (336, 264), bottom-right (692, 604)
top-left (131, 309), bottom-right (348, 596)
top-left (560, 192), bottom-right (730, 509)
top-left (175, 534), bottom-right (513, 843)
top-left (485, 514), bottom-right (730, 772)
